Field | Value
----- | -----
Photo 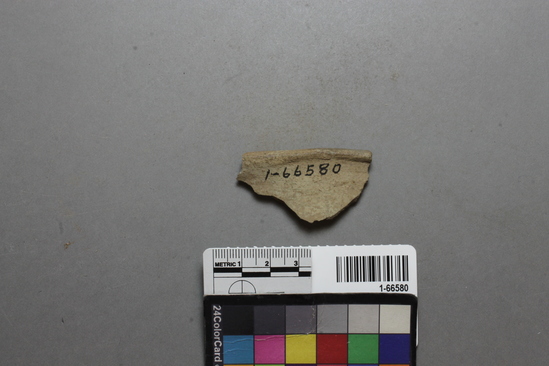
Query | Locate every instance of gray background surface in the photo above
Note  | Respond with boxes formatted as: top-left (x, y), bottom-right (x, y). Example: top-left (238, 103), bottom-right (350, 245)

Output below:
top-left (1, 1), bottom-right (548, 365)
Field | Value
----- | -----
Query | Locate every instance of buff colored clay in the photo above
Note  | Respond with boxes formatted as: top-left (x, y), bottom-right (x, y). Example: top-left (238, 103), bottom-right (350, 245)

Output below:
top-left (237, 148), bottom-right (372, 223)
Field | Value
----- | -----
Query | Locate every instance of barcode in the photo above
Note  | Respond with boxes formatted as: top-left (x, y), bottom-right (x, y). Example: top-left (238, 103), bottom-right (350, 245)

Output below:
top-left (335, 255), bottom-right (409, 282)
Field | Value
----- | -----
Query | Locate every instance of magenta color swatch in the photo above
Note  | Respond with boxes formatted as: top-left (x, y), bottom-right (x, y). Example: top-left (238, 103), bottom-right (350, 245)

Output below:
top-left (254, 335), bottom-right (285, 363)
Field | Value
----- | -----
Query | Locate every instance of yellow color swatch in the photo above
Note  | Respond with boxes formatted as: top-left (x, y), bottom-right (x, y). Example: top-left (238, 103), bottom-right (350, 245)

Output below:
top-left (285, 334), bottom-right (316, 364)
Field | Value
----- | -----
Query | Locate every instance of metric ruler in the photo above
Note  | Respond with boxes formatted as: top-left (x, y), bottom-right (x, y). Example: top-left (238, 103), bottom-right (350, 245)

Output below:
top-left (203, 245), bottom-right (417, 296)
top-left (204, 247), bottom-right (312, 295)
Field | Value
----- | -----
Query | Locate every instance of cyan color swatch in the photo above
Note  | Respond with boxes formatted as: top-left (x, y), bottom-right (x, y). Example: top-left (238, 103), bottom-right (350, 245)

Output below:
top-left (223, 335), bottom-right (253, 364)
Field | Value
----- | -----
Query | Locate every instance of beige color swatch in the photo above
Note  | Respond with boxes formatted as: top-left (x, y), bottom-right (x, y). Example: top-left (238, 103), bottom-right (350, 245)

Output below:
top-left (237, 148), bottom-right (372, 223)
top-left (379, 304), bottom-right (411, 334)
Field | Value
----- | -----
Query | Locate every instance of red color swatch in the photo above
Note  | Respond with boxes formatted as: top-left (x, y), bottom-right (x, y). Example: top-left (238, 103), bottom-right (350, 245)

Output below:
top-left (317, 334), bottom-right (348, 364)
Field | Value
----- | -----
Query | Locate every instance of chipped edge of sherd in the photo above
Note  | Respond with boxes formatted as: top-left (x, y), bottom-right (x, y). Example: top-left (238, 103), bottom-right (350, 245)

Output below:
top-left (240, 148), bottom-right (372, 164)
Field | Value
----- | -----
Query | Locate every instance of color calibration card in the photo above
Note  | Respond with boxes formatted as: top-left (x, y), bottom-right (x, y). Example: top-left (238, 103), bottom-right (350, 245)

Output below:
top-left (203, 245), bottom-right (418, 366)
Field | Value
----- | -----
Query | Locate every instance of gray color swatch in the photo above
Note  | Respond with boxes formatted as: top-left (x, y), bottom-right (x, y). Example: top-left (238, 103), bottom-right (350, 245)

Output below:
top-left (348, 304), bottom-right (379, 333)
top-left (254, 305), bottom-right (285, 335)
top-left (379, 305), bottom-right (411, 334)
top-left (317, 304), bottom-right (348, 333)
top-left (286, 305), bottom-right (316, 334)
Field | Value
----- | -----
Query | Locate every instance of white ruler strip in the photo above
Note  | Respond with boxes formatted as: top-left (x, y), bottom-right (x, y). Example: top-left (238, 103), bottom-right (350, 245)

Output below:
top-left (203, 245), bottom-right (417, 296)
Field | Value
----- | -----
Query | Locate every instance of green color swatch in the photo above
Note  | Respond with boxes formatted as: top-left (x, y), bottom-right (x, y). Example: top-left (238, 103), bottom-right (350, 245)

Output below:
top-left (348, 334), bottom-right (378, 364)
